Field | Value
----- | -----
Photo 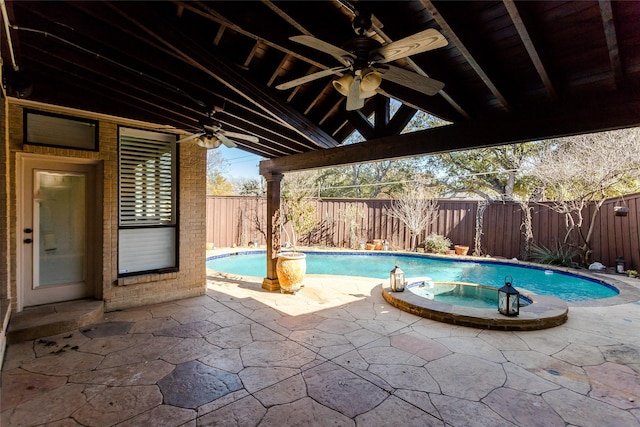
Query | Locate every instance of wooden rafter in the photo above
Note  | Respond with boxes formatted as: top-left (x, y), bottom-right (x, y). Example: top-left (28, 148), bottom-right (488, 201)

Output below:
top-left (503, 0), bottom-right (557, 100)
top-left (244, 40), bottom-right (263, 68)
top-left (598, 0), bottom-right (623, 88)
top-left (421, 0), bottom-right (511, 112)
top-left (176, 1), bottom-right (330, 71)
top-left (106, 2), bottom-right (338, 149)
top-left (268, 53), bottom-right (293, 87)
top-left (261, 0), bottom-right (313, 36)
top-left (304, 81), bottom-right (334, 115)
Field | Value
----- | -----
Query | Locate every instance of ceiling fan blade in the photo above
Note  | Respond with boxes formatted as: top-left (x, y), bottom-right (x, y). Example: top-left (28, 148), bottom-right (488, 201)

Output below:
top-left (378, 65), bottom-right (444, 95)
top-left (346, 75), bottom-right (364, 111)
top-left (220, 131), bottom-right (259, 143)
top-left (217, 133), bottom-right (238, 149)
top-left (203, 123), bottom-right (221, 132)
top-left (276, 66), bottom-right (347, 90)
top-left (290, 35), bottom-right (355, 67)
top-left (374, 28), bottom-right (448, 64)
top-left (177, 133), bottom-right (203, 143)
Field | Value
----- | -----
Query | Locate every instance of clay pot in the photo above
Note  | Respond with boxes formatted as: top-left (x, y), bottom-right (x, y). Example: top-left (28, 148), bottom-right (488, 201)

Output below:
top-left (454, 245), bottom-right (469, 256)
top-left (276, 252), bottom-right (307, 293)
top-left (365, 243), bottom-right (375, 250)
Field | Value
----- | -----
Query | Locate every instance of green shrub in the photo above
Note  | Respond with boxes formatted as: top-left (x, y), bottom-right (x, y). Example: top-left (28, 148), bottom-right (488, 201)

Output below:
top-left (422, 234), bottom-right (452, 254)
top-left (529, 243), bottom-right (577, 267)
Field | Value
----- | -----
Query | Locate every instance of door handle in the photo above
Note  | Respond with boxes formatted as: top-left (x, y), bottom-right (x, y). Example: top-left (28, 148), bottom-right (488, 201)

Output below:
top-left (24, 238), bottom-right (33, 244)
top-left (24, 228), bottom-right (33, 233)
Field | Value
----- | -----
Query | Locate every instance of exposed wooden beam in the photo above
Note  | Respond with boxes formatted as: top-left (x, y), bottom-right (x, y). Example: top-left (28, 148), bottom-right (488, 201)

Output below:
top-left (268, 53), bottom-right (292, 87)
top-left (105, 2), bottom-right (339, 149)
top-left (598, 0), bottom-right (623, 88)
top-left (503, 0), bottom-right (557, 100)
top-left (345, 110), bottom-right (375, 140)
top-left (244, 40), bottom-right (262, 68)
top-left (261, 0), bottom-right (313, 36)
top-left (421, 0), bottom-right (511, 112)
top-left (23, 44), bottom-right (200, 127)
top-left (319, 98), bottom-right (345, 126)
top-left (304, 81), bottom-right (334, 115)
top-left (261, 94), bottom-right (640, 174)
top-left (176, 1), bottom-right (330, 71)
top-left (387, 104), bottom-right (417, 136)
top-left (27, 1), bottom-right (324, 154)
top-left (374, 97), bottom-right (390, 135)
top-left (212, 24), bottom-right (225, 46)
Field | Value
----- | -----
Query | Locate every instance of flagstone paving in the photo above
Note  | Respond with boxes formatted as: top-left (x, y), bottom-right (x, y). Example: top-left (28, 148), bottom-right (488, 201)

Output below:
top-left (2, 274), bottom-right (640, 426)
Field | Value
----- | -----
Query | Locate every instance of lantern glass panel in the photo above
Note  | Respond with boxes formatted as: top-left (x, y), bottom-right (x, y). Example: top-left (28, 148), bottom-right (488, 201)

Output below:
top-left (508, 293), bottom-right (519, 315)
top-left (498, 293), bottom-right (508, 313)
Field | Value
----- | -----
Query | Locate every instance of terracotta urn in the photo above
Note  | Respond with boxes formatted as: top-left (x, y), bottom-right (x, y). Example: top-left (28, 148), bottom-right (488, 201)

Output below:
top-left (276, 252), bottom-right (307, 293)
top-left (454, 245), bottom-right (469, 256)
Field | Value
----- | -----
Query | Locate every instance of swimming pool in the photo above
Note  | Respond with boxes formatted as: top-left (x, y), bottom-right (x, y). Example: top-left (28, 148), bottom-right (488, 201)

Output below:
top-left (206, 251), bottom-right (619, 302)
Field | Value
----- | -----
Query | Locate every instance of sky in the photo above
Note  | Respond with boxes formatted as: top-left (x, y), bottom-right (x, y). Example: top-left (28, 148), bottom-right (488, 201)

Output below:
top-left (218, 145), bottom-right (264, 181)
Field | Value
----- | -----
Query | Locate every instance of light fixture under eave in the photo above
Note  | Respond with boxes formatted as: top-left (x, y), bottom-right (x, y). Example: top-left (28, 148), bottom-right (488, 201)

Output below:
top-left (332, 74), bottom-right (354, 97)
top-left (332, 70), bottom-right (381, 102)
top-left (196, 135), bottom-right (222, 149)
top-left (360, 70), bottom-right (382, 94)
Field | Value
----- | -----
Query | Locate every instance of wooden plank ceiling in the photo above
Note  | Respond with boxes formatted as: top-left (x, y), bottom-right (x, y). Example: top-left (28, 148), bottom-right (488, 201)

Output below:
top-left (2, 1), bottom-right (639, 173)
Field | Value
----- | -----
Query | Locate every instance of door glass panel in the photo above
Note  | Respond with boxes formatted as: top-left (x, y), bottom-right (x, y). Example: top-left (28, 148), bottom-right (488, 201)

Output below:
top-left (34, 171), bottom-right (86, 288)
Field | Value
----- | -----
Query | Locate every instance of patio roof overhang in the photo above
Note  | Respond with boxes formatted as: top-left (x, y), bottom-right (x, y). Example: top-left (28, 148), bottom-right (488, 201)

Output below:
top-left (1, 0), bottom-right (639, 171)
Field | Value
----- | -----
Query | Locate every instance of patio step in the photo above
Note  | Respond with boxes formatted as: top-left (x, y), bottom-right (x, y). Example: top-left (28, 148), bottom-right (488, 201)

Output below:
top-left (7, 299), bottom-right (103, 344)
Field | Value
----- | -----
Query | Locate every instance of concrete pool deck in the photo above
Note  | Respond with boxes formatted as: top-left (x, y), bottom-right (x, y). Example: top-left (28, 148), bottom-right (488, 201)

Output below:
top-left (2, 266), bottom-right (639, 426)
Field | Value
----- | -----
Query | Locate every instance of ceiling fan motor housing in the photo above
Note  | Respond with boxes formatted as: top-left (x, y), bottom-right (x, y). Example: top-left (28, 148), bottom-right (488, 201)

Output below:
top-left (342, 37), bottom-right (382, 70)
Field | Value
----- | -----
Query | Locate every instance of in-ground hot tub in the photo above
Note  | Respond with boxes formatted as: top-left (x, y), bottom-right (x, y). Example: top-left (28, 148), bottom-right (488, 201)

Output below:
top-left (382, 277), bottom-right (568, 331)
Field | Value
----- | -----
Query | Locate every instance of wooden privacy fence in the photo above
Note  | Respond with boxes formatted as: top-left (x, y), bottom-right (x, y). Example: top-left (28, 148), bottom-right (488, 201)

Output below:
top-left (206, 193), bottom-right (640, 270)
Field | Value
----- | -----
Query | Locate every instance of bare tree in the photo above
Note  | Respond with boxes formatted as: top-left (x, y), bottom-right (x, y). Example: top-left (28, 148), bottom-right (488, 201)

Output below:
top-left (531, 127), bottom-right (640, 265)
top-left (386, 185), bottom-right (439, 251)
top-left (339, 204), bottom-right (365, 249)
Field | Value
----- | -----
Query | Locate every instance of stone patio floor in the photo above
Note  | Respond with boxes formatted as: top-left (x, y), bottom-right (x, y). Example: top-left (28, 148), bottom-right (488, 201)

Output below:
top-left (2, 273), bottom-right (639, 426)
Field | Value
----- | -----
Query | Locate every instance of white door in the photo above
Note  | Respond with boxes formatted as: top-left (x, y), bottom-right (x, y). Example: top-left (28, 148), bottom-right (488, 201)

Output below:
top-left (21, 158), bottom-right (96, 307)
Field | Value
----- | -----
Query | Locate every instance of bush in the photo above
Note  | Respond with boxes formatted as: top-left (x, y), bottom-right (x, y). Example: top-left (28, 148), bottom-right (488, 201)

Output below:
top-left (529, 243), bottom-right (578, 267)
top-left (422, 234), bottom-right (452, 254)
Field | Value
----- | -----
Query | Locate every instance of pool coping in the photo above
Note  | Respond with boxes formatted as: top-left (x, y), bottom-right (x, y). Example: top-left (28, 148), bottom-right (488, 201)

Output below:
top-left (382, 278), bottom-right (569, 331)
top-left (205, 247), bottom-right (640, 307)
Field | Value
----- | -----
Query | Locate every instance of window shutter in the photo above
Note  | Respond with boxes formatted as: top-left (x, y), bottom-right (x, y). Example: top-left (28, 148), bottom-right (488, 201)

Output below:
top-left (119, 128), bottom-right (176, 226)
top-left (118, 128), bottom-right (177, 274)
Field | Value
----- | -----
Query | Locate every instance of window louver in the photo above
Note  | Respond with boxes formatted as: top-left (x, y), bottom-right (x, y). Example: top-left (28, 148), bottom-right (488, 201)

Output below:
top-left (118, 128), bottom-right (177, 275)
top-left (119, 129), bottom-right (175, 226)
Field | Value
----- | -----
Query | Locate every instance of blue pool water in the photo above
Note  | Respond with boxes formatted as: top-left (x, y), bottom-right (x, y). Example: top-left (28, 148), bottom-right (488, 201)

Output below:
top-left (206, 251), bottom-right (619, 302)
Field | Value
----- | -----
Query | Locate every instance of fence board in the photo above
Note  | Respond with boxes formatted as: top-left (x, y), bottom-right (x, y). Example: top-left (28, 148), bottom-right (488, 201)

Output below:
top-left (206, 193), bottom-right (640, 270)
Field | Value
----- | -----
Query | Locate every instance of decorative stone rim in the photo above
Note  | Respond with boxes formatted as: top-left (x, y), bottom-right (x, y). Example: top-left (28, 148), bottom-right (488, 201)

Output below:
top-left (382, 278), bottom-right (569, 331)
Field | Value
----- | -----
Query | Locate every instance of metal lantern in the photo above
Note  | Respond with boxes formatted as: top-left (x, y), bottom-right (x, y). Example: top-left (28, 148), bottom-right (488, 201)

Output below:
top-left (498, 275), bottom-right (519, 316)
top-left (616, 256), bottom-right (626, 274)
top-left (390, 265), bottom-right (405, 292)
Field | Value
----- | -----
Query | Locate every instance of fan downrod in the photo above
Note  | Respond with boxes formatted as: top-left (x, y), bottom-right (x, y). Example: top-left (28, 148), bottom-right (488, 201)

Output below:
top-left (352, 9), bottom-right (372, 35)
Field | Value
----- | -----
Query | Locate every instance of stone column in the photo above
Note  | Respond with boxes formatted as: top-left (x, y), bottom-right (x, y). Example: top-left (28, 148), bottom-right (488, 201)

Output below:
top-left (262, 172), bottom-right (283, 291)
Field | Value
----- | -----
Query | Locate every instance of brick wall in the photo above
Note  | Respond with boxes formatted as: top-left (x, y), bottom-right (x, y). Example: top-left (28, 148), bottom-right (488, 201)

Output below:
top-left (4, 100), bottom-right (207, 312)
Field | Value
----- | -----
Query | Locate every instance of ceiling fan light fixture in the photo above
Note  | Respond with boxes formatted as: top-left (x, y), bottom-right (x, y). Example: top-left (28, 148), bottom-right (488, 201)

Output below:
top-left (196, 137), bottom-right (207, 148)
top-left (360, 70), bottom-right (382, 94)
top-left (205, 136), bottom-right (222, 149)
top-left (332, 74), bottom-right (354, 96)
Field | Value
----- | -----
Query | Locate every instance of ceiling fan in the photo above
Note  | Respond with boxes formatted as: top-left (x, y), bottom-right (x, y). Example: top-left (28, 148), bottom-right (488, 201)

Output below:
top-left (276, 9), bottom-right (448, 111)
top-left (177, 108), bottom-right (259, 149)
